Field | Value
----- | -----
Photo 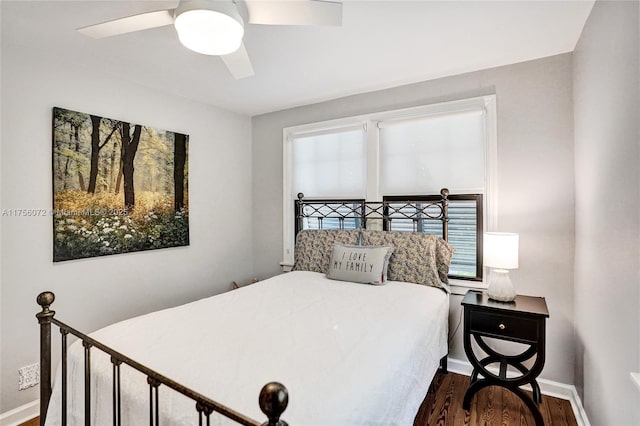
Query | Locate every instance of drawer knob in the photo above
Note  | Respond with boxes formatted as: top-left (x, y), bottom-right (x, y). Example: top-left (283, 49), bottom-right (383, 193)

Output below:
top-left (498, 323), bottom-right (506, 330)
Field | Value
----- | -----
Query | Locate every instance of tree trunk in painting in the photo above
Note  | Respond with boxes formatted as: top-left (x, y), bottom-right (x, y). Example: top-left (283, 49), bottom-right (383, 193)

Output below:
top-left (121, 122), bottom-right (142, 209)
top-left (62, 120), bottom-right (74, 190)
top-left (88, 115), bottom-right (119, 194)
top-left (174, 133), bottom-right (187, 212)
top-left (74, 123), bottom-right (86, 191)
top-left (115, 160), bottom-right (123, 194)
top-left (63, 157), bottom-right (71, 190)
top-left (87, 115), bottom-right (102, 193)
top-left (115, 136), bottom-right (124, 195)
top-left (107, 136), bottom-right (122, 194)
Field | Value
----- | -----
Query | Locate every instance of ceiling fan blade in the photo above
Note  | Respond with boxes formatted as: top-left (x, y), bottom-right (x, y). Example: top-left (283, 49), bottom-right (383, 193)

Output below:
top-left (245, 0), bottom-right (342, 26)
top-left (78, 10), bottom-right (175, 39)
top-left (221, 42), bottom-right (255, 79)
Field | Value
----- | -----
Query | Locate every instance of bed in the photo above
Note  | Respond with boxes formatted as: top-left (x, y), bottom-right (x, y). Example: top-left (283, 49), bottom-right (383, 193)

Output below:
top-left (37, 189), bottom-right (454, 426)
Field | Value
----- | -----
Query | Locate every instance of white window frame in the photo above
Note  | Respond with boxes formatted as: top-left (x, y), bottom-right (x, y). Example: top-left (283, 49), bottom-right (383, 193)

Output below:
top-left (282, 95), bottom-right (498, 291)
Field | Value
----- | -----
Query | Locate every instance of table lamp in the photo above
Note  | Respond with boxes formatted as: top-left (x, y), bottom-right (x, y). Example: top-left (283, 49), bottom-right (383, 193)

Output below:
top-left (484, 232), bottom-right (519, 302)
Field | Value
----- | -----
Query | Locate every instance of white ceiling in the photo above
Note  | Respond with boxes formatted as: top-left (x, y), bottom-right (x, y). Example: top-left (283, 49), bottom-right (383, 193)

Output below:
top-left (1, 0), bottom-right (594, 116)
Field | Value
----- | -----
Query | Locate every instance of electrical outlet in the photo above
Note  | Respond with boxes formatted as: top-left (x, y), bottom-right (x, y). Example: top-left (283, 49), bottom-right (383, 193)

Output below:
top-left (18, 363), bottom-right (39, 390)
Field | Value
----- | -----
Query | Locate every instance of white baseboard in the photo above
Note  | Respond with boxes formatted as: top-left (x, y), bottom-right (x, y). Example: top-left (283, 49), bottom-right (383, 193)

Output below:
top-left (447, 357), bottom-right (590, 426)
top-left (0, 400), bottom-right (39, 426)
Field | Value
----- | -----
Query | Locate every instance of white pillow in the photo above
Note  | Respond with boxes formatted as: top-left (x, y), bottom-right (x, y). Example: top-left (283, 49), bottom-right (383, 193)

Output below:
top-left (326, 244), bottom-right (394, 285)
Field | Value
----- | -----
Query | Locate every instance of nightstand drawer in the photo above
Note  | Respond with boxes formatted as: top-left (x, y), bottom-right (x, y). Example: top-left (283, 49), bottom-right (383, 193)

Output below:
top-left (469, 310), bottom-right (538, 343)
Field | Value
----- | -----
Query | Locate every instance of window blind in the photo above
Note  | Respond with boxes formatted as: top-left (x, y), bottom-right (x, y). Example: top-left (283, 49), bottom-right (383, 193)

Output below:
top-left (386, 196), bottom-right (482, 280)
top-left (291, 128), bottom-right (366, 199)
top-left (378, 110), bottom-right (485, 194)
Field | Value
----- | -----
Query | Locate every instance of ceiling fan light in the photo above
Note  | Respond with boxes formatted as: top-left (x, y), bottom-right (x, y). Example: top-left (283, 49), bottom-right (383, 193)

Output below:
top-left (175, 8), bottom-right (244, 56)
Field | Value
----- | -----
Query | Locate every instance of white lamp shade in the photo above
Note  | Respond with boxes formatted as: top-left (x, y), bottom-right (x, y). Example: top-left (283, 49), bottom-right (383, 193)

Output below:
top-left (174, 1), bottom-right (244, 56)
top-left (484, 232), bottom-right (519, 269)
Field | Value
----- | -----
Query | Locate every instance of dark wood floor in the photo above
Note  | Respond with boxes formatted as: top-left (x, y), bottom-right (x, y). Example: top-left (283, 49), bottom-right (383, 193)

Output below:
top-left (415, 372), bottom-right (578, 426)
top-left (23, 373), bottom-right (577, 426)
top-left (18, 418), bottom-right (38, 426)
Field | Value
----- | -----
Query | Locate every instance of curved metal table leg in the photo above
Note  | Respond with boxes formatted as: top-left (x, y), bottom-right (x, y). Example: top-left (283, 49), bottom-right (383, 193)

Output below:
top-left (511, 386), bottom-right (545, 426)
top-left (531, 379), bottom-right (542, 404)
top-left (463, 326), bottom-right (546, 425)
top-left (470, 368), bottom-right (479, 384)
top-left (462, 380), bottom-right (493, 411)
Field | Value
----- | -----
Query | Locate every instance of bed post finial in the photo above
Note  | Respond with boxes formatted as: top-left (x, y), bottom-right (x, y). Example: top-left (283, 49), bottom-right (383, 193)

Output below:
top-left (37, 291), bottom-right (55, 312)
top-left (295, 193), bottom-right (305, 237)
top-left (440, 188), bottom-right (450, 242)
top-left (36, 291), bottom-right (56, 426)
top-left (259, 382), bottom-right (289, 426)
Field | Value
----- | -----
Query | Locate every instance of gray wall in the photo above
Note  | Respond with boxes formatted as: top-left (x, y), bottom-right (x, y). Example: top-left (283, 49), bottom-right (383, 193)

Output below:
top-left (0, 42), bottom-right (255, 411)
top-left (573, 1), bottom-right (640, 424)
top-left (252, 53), bottom-right (576, 385)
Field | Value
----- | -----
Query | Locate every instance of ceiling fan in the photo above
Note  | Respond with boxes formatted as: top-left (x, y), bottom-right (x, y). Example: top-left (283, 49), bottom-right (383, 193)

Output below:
top-left (77, 0), bottom-right (342, 79)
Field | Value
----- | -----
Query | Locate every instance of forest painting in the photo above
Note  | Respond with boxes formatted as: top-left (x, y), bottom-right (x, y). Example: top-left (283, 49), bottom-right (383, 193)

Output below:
top-left (52, 107), bottom-right (189, 262)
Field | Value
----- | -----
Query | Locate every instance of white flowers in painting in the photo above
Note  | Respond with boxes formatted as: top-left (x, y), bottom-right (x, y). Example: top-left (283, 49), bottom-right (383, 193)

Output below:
top-left (145, 212), bottom-right (158, 221)
top-left (54, 205), bottom-right (189, 260)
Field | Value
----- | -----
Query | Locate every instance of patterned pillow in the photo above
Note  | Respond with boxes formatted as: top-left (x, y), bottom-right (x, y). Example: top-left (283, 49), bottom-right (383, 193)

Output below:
top-left (326, 244), bottom-right (394, 285)
top-left (360, 230), bottom-right (455, 292)
top-left (435, 238), bottom-right (455, 284)
top-left (293, 230), bottom-right (361, 273)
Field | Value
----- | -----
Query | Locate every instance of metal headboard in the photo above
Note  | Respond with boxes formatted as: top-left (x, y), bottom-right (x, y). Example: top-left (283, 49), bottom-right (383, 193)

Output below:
top-left (295, 188), bottom-right (450, 241)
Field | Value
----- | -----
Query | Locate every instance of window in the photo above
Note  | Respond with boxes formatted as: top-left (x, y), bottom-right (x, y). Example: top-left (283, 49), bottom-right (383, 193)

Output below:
top-left (283, 95), bottom-right (497, 287)
top-left (384, 195), bottom-right (483, 280)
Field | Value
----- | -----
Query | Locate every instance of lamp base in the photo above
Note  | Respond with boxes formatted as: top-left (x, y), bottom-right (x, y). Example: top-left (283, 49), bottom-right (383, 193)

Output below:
top-left (486, 268), bottom-right (516, 302)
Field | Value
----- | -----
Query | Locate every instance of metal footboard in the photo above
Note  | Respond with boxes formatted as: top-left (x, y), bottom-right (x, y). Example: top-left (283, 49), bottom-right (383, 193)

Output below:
top-left (37, 292), bottom-right (288, 426)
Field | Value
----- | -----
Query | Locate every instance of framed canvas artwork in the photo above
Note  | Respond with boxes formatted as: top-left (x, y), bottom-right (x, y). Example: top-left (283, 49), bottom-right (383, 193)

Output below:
top-left (52, 107), bottom-right (189, 261)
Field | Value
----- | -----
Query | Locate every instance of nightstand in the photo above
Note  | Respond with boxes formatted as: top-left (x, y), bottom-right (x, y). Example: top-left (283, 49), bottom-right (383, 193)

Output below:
top-left (461, 290), bottom-right (549, 426)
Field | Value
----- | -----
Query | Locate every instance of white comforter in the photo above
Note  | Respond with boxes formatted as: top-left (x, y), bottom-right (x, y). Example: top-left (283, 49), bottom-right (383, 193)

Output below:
top-left (45, 271), bottom-right (449, 426)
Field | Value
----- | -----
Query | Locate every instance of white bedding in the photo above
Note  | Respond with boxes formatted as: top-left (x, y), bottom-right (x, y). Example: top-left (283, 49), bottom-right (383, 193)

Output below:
top-left (45, 271), bottom-right (449, 426)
